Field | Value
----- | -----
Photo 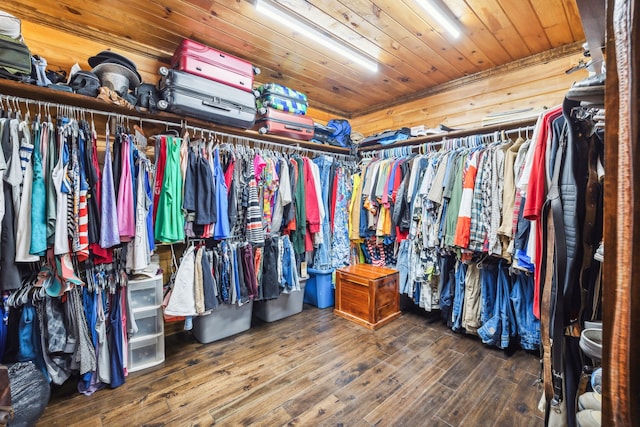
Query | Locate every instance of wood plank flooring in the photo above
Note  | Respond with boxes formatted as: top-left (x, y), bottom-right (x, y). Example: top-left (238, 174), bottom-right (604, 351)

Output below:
top-left (37, 306), bottom-right (544, 427)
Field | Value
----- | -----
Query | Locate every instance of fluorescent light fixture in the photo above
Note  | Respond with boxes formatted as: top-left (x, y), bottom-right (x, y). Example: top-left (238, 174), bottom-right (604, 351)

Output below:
top-left (256, 0), bottom-right (378, 73)
top-left (415, 0), bottom-right (462, 39)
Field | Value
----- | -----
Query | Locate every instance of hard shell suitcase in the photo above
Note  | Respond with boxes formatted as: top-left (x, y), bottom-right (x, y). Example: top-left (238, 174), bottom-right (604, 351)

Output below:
top-left (171, 39), bottom-right (259, 93)
top-left (256, 83), bottom-right (308, 115)
top-left (158, 69), bottom-right (256, 129)
top-left (255, 107), bottom-right (314, 140)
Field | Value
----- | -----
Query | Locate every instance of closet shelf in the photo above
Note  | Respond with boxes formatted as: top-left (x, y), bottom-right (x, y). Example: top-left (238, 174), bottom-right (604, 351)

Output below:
top-left (357, 116), bottom-right (538, 153)
top-left (0, 79), bottom-right (352, 155)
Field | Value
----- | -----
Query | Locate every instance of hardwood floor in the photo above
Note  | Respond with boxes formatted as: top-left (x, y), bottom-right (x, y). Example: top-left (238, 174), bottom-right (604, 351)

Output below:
top-left (37, 305), bottom-right (545, 427)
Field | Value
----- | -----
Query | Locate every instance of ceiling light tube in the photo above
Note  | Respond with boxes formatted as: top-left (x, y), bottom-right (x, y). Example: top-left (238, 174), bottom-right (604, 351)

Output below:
top-left (256, 0), bottom-right (378, 73)
top-left (415, 0), bottom-right (462, 39)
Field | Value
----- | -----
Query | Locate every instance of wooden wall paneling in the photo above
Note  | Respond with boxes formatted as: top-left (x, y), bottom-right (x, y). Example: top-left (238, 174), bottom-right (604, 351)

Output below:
top-left (604, 1), bottom-right (640, 425)
top-left (280, 0), bottom-right (441, 88)
top-left (1, 0), bottom-right (178, 58)
top-left (495, 0), bottom-right (552, 52)
top-left (460, 0), bottom-right (532, 59)
top-left (602, 1), bottom-right (617, 424)
top-left (528, 0), bottom-right (576, 47)
top-left (350, 52), bottom-right (585, 135)
top-left (21, 22), bottom-right (170, 86)
top-left (6, 0), bottom-right (586, 116)
top-left (386, 66), bottom-right (578, 125)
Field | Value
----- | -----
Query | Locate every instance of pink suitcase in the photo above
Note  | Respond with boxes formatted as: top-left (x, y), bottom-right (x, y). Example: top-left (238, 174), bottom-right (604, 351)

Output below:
top-left (254, 107), bottom-right (314, 141)
top-left (171, 39), bottom-right (259, 93)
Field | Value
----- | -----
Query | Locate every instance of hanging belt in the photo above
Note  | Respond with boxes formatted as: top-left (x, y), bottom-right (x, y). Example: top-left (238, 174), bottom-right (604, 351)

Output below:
top-left (541, 120), bottom-right (568, 406)
top-left (577, 124), bottom-right (600, 327)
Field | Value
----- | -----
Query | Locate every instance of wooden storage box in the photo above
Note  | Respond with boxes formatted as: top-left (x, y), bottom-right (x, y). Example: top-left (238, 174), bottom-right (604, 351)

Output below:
top-left (335, 264), bottom-right (401, 330)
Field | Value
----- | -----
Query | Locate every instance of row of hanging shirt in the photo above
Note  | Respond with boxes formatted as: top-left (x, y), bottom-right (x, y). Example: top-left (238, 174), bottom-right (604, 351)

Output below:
top-left (152, 134), bottom-right (355, 261)
top-left (160, 139), bottom-right (356, 318)
top-left (0, 108), bottom-right (155, 291)
top-left (350, 124), bottom-right (549, 350)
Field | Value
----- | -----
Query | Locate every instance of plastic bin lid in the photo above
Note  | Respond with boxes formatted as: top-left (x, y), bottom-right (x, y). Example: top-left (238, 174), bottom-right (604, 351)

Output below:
top-left (307, 267), bottom-right (335, 275)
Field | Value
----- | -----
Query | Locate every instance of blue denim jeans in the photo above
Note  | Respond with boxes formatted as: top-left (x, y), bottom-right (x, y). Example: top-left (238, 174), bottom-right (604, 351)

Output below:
top-left (282, 235), bottom-right (299, 291)
top-left (452, 261), bottom-right (467, 332)
top-left (480, 264), bottom-right (498, 325)
top-left (478, 262), bottom-right (515, 349)
top-left (511, 272), bottom-right (540, 350)
top-left (439, 254), bottom-right (456, 327)
top-left (313, 156), bottom-right (333, 269)
top-left (397, 239), bottom-right (410, 295)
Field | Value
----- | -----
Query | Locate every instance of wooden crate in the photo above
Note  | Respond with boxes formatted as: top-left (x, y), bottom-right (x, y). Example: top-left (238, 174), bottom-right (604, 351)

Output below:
top-left (334, 264), bottom-right (401, 330)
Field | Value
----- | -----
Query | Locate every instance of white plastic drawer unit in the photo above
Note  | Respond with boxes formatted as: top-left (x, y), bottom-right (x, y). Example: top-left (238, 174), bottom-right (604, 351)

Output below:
top-left (131, 306), bottom-right (163, 337)
top-left (128, 333), bottom-right (165, 373)
top-left (128, 274), bottom-right (163, 309)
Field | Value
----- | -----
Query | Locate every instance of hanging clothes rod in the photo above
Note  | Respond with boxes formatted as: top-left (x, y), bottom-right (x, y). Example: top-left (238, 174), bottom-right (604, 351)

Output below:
top-left (0, 93), bottom-right (356, 162)
top-left (186, 125), bottom-right (355, 163)
top-left (358, 116), bottom-right (539, 154)
top-left (363, 124), bottom-right (538, 158)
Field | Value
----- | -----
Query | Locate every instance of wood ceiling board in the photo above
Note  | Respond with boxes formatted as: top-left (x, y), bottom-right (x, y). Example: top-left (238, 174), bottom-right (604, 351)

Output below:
top-left (325, 1), bottom-right (448, 85)
top-left (494, 0), bottom-right (553, 52)
top-left (398, 0), bottom-right (506, 69)
top-left (337, 0), bottom-right (466, 80)
top-left (528, 0), bottom-right (577, 47)
top-left (375, 0), bottom-right (482, 74)
top-left (445, 0), bottom-right (515, 64)
top-left (4, 0), bottom-right (586, 117)
top-left (281, 0), bottom-right (444, 88)
top-left (455, 0), bottom-right (530, 59)
top-left (562, 0), bottom-right (586, 41)
top-left (138, 0), bottom-right (378, 113)
top-left (176, 0), bottom-right (401, 104)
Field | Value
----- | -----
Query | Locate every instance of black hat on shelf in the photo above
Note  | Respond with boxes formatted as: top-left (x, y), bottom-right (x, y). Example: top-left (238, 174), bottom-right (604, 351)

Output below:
top-left (89, 50), bottom-right (142, 95)
top-left (92, 62), bottom-right (141, 96)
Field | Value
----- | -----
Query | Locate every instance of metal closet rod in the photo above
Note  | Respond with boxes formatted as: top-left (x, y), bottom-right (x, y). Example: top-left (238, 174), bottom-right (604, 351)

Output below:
top-left (0, 93), bottom-right (355, 162)
top-left (364, 124), bottom-right (538, 158)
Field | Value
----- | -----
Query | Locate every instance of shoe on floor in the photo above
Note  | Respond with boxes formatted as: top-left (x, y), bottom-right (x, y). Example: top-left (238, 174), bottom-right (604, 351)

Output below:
top-left (577, 409), bottom-right (601, 427)
top-left (578, 391), bottom-right (602, 411)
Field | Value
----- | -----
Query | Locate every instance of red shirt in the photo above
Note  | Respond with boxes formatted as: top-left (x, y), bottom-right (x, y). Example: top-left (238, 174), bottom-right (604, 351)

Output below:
top-left (523, 105), bottom-right (562, 319)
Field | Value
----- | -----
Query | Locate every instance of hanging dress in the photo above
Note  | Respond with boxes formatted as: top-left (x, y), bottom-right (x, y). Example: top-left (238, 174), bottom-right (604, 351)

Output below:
top-left (99, 125), bottom-right (120, 249)
top-left (30, 119), bottom-right (47, 256)
top-left (108, 287), bottom-right (125, 388)
top-left (117, 134), bottom-right (135, 242)
top-left (52, 121), bottom-right (70, 255)
top-left (15, 117), bottom-right (38, 262)
top-left (155, 136), bottom-right (184, 243)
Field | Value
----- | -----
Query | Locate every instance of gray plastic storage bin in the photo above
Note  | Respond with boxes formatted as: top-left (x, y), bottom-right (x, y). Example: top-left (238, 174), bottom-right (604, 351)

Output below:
top-left (253, 278), bottom-right (307, 322)
top-left (192, 300), bottom-right (254, 344)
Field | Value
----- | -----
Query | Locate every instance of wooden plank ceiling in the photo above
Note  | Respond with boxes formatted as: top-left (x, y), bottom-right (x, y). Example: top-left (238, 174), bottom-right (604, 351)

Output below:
top-left (2, 0), bottom-right (584, 118)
